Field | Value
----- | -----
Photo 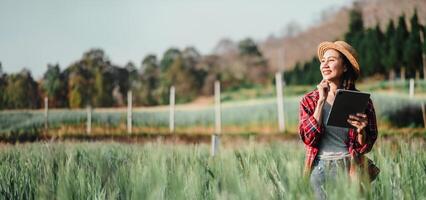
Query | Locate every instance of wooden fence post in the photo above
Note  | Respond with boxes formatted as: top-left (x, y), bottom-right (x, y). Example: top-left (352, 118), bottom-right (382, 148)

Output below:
top-left (127, 91), bottom-right (132, 134)
top-left (169, 86), bottom-right (175, 133)
top-left (409, 78), bottom-right (415, 98)
top-left (44, 97), bottom-right (48, 136)
top-left (421, 102), bottom-right (426, 129)
top-left (86, 105), bottom-right (92, 134)
top-left (211, 81), bottom-right (221, 156)
top-left (275, 72), bottom-right (285, 132)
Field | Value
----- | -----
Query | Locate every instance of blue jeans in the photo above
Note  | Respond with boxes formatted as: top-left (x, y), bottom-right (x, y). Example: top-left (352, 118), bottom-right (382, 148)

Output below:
top-left (309, 157), bottom-right (351, 200)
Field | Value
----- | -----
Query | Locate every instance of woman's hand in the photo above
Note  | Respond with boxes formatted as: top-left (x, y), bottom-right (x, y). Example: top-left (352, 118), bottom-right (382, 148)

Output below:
top-left (317, 79), bottom-right (330, 102)
top-left (347, 113), bottom-right (368, 134)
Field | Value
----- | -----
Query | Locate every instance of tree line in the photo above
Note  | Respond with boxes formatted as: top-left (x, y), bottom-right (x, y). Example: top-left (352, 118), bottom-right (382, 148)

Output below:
top-left (2, 8), bottom-right (423, 109)
top-left (0, 38), bottom-right (270, 109)
top-left (285, 9), bottom-right (425, 85)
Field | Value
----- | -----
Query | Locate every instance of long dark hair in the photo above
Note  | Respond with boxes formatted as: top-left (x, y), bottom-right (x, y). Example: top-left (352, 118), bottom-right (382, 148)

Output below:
top-left (339, 52), bottom-right (358, 90)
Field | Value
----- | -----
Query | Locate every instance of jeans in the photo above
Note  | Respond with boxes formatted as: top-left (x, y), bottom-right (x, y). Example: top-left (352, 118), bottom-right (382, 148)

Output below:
top-left (309, 157), bottom-right (351, 200)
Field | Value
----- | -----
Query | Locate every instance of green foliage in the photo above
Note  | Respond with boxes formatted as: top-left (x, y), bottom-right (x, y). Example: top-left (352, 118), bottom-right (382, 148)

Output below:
top-left (160, 48), bottom-right (181, 71)
top-left (381, 21), bottom-right (397, 74)
top-left (113, 64), bottom-right (133, 106)
top-left (422, 26), bottom-right (426, 53)
top-left (0, 64), bottom-right (6, 109)
top-left (138, 54), bottom-right (160, 105)
top-left (164, 56), bottom-right (198, 103)
top-left (403, 10), bottom-right (423, 77)
top-left (65, 49), bottom-right (133, 108)
top-left (286, 9), bottom-right (424, 84)
top-left (93, 67), bottom-right (114, 107)
top-left (359, 26), bottom-right (385, 76)
top-left (0, 36), bottom-right (271, 109)
top-left (183, 47), bottom-right (207, 92)
top-left (392, 15), bottom-right (410, 69)
top-left (284, 58), bottom-right (321, 85)
top-left (42, 64), bottom-right (68, 107)
top-left (138, 47), bottom-right (212, 105)
top-left (238, 38), bottom-right (262, 57)
top-left (145, 47), bottom-right (209, 105)
top-left (1, 89), bottom-right (424, 137)
top-left (3, 8), bottom-right (424, 109)
top-left (3, 70), bottom-right (40, 109)
top-left (345, 8), bottom-right (364, 51)
top-left (0, 141), bottom-right (424, 199)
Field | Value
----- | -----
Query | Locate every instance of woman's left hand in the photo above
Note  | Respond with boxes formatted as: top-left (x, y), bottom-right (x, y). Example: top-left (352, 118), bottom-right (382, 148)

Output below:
top-left (347, 113), bottom-right (368, 134)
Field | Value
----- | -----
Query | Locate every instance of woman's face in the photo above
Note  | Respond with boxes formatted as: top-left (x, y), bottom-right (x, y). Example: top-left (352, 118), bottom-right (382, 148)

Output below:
top-left (320, 49), bottom-right (346, 82)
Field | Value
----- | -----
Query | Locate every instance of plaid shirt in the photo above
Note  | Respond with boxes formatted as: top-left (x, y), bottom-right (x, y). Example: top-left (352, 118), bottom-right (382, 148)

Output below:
top-left (299, 90), bottom-right (378, 176)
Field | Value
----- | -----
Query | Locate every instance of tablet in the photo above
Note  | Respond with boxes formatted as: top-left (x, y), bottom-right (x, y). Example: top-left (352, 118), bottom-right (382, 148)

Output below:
top-left (326, 89), bottom-right (370, 128)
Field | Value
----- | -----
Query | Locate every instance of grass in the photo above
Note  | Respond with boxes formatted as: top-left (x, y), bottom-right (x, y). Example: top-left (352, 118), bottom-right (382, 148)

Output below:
top-left (359, 79), bottom-right (426, 95)
top-left (0, 139), bottom-right (424, 199)
top-left (0, 80), bottom-right (425, 139)
top-left (220, 80), bottom-right (426, 102)
top-left (1, 93), bottom-right (424, 137)
top-left (0, 97), bottom-right (299, 137)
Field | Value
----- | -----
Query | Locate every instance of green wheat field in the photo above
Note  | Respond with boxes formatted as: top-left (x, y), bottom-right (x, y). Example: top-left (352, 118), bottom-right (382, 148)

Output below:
top-left (0, 139), bottom-right (424, 200)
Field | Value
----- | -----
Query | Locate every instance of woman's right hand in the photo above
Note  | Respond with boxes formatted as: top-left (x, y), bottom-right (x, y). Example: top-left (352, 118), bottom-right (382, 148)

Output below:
top-left (317, 79), bottom-right (330, 102)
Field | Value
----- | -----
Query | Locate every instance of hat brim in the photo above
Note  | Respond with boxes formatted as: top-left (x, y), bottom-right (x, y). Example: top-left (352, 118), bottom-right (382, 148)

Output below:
top-left (317, 42), bottom-right (360, 75)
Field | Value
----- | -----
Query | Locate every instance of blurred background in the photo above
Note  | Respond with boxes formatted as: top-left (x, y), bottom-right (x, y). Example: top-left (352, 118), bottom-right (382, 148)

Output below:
top-left (2, 2), bottom-right (426, 199)
top-left (0, 0), bottom-right (425, 141)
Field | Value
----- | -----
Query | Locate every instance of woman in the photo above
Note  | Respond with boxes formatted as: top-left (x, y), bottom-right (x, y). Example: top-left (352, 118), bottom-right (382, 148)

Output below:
top-left (298, 41), bottom-right (378, 199)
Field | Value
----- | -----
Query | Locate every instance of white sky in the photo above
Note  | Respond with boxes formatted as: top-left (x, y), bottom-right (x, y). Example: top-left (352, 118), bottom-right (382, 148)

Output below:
top-left (0, 0), bottom-right (352, 79)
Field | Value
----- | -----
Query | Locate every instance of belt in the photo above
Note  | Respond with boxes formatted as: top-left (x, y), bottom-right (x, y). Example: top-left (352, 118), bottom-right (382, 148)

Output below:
top-left (317, 156), bottom-right (351, 169)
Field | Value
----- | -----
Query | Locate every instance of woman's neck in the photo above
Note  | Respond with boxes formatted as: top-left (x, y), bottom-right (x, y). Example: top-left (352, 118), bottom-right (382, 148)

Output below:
top-left (328, 79), bottom-right (340, 95)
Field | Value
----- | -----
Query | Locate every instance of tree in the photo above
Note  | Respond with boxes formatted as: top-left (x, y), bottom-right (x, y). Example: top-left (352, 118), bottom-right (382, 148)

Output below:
top-left (66, 48), bottom-right (112, 108)
top-left (0, 63), bottom-right (5, 109)
top-left (391, 15), bottom-right (409, 71)
top-left (42, 64), bottom-right (68, 107)
top-left (182, 47), bottom-right (207, 92)
top-left (403, 10), bottom-right (422, 77)
top-left (422, 26), bottom-right (426, 54)
top-left (139, 54), bottom-right (160, 105)
top-left (197, 55), bottom-right (222, 95)
top-left (125, 62), bottom-right (139, 89)
top-left (238, 38), bottom-right (262, 57)
top-left (4, 69), bottom-right (40, 109)
top-left (361, 27), bottom-right (385, 76)
top-left (93, 67), bottom-right (114, 107)
top-left (68, 72), bottom-right (86, 108)
top-left (162, 56), bottom-right (197, 103)
top-left (237, 38), bottom-right (269, 84)
top-left (381, 20), bottom-right (397, 77)
top-left (160, 48), bottom-right (181, 71)
top-left (345, 8), bottom-right (364, 50)
top-left (108, 65), bottom-right (132, 106)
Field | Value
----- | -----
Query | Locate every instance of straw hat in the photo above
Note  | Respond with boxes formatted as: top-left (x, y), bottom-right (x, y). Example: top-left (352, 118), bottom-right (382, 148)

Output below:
top-left (317, 41), bottom-right (360, 75)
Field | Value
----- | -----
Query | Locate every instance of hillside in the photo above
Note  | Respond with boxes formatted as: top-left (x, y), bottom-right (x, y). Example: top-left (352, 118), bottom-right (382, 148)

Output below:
top-left (259, 0), bottom-right (426, 72)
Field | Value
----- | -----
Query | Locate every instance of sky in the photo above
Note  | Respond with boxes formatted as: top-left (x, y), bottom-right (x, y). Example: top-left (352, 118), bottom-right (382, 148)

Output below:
top-left (0, 0), bottom-right (352, 79)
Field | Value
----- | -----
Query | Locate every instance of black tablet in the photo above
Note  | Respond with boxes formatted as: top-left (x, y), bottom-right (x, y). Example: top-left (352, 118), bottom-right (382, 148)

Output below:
top-left (326, 89), bottom-right (371, 128)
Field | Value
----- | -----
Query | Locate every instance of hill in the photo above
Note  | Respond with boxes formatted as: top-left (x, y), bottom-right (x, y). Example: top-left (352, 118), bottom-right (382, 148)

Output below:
top-left (259, 0), bottom-right (426, 72)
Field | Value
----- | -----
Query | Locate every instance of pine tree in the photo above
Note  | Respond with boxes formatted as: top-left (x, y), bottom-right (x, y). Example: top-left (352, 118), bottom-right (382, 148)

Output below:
top-left (422, 26), bottom-right (426, 53)
top-left (363, 27), bottom-right (385, 76)
top-left (381, 20), bottom-right (397, 78)
top-left (403, 10), bottom-right (422, 78)
top-left (345, 8), bottom-right (364, 51)
top-left (392, 15), bottom-right (409, 74)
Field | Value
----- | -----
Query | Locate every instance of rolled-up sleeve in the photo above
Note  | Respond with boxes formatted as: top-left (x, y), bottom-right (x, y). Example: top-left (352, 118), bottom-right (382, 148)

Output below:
top-left (353, 99), bottom-right (378, 154)
top-left (299, 96), bottom-right (323, 147)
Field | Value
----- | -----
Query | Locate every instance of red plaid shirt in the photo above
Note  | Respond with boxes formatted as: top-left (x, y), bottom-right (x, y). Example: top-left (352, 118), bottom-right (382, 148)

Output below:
top-left (299, 90), bottom-right (378, 176)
